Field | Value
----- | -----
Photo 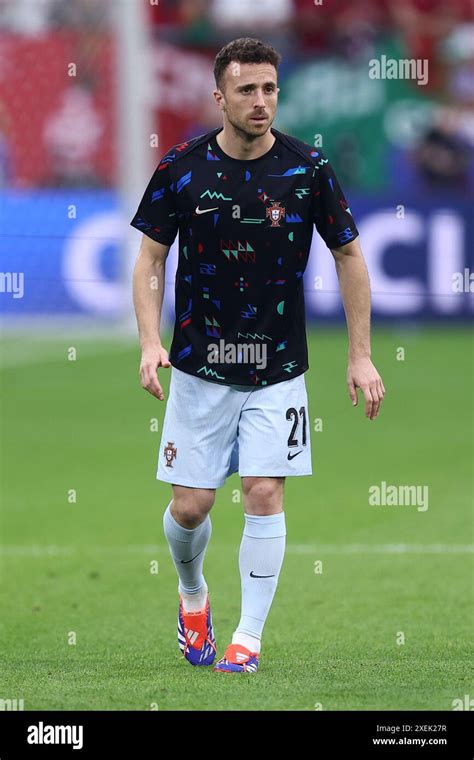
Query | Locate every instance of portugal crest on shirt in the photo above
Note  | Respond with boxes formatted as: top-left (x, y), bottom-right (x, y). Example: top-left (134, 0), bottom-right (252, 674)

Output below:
top-left (266, 201), bottom-right (286, 227)
top-left (164, 441), bottom-right (177, 467)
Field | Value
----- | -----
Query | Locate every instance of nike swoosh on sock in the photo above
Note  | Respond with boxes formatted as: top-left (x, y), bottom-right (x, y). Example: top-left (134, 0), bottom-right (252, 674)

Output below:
top-left (249, 571), bottom-right (275, 578)
top-left (181, 549), bottom-right (204, 564)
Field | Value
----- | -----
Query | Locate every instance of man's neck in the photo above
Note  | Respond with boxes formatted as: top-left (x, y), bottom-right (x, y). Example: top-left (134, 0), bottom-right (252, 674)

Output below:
top-left (216, 125), bottom-right (275, 161)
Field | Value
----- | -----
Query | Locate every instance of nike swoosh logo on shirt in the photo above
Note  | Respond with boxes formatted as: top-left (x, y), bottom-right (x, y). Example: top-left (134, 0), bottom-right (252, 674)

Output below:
top-left (195, 206), bottom-right (218, 215)
top-left (250, 571), bottom-right (275, 578)
top-left (287, 450), bottom-right (302, 460)
top-left (181, 550), bottom-right (204, 564)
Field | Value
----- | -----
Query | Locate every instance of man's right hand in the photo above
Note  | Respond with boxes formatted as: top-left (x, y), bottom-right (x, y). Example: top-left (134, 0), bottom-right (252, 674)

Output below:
top-left (139, 345), bottom-right (171, 400)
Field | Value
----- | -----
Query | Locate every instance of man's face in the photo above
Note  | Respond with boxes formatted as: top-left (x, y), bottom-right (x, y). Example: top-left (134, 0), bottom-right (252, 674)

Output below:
top-left (214, 62), bottom-right (279, 138)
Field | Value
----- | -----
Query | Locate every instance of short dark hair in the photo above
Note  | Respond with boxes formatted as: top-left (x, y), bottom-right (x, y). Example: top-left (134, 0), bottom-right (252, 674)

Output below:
top-left (214, 38), bottom-right (281, 91)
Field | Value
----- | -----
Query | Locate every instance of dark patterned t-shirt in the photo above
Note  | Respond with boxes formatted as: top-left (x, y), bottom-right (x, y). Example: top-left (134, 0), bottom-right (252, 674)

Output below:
top-left (130, 127), bottom-right (358, 386)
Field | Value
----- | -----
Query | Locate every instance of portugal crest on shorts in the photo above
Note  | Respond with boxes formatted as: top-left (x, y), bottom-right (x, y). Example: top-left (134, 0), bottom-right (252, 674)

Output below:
top-left (164, 441), bottom-right (177, 467)
top-left (266, 201), bottom-right (286, 227)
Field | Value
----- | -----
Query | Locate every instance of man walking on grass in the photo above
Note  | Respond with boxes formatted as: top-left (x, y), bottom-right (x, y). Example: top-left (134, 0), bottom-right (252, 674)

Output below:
top-left (131, 37), bottom-right (385, 674)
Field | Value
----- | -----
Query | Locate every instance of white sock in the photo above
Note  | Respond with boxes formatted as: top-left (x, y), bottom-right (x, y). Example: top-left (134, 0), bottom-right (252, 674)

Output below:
top-left (232, 631), bottom-right (261, 654)
top-left (163, 500), bottom-right (211, 612)
top-left (180, 581), bottom-right (208, 613)
top-left (232, 511), bottom-right (286, 654)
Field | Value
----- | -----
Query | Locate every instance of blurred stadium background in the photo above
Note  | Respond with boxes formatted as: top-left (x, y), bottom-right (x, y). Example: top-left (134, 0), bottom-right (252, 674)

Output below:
top-left (0, 0), bottom-right (473, 711)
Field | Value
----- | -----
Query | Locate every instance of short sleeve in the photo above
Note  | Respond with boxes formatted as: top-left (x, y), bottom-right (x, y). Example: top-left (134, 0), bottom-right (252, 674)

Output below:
top-left (130, 158), bottom-right (179, 246)
top-left (312, 152), bottom-right (359, 249)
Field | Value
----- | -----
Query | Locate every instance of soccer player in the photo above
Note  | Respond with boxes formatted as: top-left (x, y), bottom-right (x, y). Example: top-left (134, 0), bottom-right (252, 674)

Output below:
top-left (131, 38), bottom-right (385, 674)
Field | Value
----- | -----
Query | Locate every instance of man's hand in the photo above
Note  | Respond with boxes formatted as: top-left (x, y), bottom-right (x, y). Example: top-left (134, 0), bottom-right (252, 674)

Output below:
top-left (347, 357), bottom-right (385, 420)
top-left (139, 344), bottom-right (171, 400)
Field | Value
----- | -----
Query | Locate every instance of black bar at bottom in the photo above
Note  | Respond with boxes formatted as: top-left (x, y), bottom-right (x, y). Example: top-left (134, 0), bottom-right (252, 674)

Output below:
top-left (0, 710), bottom-right (472, 756)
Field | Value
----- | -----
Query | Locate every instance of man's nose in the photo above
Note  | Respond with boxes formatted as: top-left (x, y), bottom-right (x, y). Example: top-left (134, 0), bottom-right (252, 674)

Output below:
top-left (253, 90), bottom-right (266, 108)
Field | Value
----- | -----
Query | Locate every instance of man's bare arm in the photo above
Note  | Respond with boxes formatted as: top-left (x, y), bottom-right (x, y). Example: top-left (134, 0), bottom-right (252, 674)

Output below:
top-left (330, 237), bottom-right (385, 420)
top-left (132, 234), bottom-right (171, 400)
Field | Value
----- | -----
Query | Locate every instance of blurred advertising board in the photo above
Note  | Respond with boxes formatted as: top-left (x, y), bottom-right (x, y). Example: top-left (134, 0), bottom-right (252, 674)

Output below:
top-left (0, 192), bottom-right (472, 321)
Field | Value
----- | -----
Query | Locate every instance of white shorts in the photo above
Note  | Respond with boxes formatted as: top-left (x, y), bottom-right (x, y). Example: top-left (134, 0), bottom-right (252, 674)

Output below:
top-left (157, 366), bottom-right (312, 488)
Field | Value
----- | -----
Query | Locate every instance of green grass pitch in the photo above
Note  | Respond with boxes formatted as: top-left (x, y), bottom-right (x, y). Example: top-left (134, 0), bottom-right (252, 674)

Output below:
top-left (0, 326), bottom-right (472, 710)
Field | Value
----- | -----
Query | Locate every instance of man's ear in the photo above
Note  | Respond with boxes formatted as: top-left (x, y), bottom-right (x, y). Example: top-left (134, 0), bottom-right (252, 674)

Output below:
top-left (214, 88), bottom-right (226, 110)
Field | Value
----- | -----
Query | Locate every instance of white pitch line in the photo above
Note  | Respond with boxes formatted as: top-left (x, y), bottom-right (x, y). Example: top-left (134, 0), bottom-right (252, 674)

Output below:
top-left (0, 340), bottom-right (135, 369)
top-left (287, 544), bottom-right (474, 555)
top-left (0, 545), bottom-right (75, 557)
top-left (0, 544), bottom-right (473, 557)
